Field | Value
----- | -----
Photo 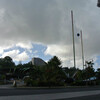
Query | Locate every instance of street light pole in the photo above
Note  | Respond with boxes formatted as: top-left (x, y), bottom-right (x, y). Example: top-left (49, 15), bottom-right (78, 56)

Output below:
top-left (71, 10), bottom-right (76, 68)
top-left (80, 30), bottom-right (85, 70)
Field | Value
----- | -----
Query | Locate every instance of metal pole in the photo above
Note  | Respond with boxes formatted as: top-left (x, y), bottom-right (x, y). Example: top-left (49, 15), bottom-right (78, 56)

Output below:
top-left (71, 10), bottom-right (76, 68)
top-left (80, 30), bottom-right (84, 70)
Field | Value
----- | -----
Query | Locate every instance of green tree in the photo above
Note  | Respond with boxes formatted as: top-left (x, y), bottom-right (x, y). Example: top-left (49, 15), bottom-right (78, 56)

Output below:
top-left (75, 70), bottom-right (83, 81)
top-left (0, 56), bottom-right (15, 74)
top-left (2, 56), bottom-right (15, 68)
top-left (43, 56), bottom-right (66, 86)
top-left (14, 62), bottom-right (33, 79)
top-left (48, 56), bottom-right (62, 68)
top-left (84, 60), bottom-right (95, 80)
top-left (96, 68), bottom-right (100, 79)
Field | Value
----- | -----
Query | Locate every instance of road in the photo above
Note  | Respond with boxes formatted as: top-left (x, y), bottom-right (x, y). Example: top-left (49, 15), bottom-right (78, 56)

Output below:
top-left (57, 94), bottom-right (100, 100)
top-left (0, 86), bottom-right (100, 99)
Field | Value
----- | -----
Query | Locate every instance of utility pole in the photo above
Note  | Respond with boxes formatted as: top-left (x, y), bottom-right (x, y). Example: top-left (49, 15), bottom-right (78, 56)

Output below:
top-left (71, 10), bottom-right (76, 68)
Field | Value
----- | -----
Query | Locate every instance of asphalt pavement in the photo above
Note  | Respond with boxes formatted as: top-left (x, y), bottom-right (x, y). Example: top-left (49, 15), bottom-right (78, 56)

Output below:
top-left (0, 86), bottom-right (100, 96)
top-left (57, 94), bottom-right (100, 100)
top-left (0, 90), bottom-right (100, 100)
top-left (0, 86), bottom-right (100, 99)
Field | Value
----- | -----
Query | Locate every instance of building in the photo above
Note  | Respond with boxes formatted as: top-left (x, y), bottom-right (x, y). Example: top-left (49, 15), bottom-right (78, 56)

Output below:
top-left (32, 57), bottom-right (46, 66)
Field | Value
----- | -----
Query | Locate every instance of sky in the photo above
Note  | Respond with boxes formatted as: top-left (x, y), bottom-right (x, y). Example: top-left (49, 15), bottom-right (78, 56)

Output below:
top-left (0, 0), bottom-right (99, 69)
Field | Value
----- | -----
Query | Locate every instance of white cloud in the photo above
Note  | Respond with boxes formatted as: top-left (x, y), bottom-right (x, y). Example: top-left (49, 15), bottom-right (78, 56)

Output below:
top-left (45, 44), bottom-right (72, 58)
top-left (1, 49), bottom-right (20, 58)
top-left (0, 44), bottom-right (15, 55)
top-left (0, 47), bottom-right (4, 54)
top-left (1, 49), bottom-right (29, 62)
top-left (16, 42), bottom-right (33, 49)
top-left (45, 44), bottom-right (74, 67)
top-left (14, 51), bottom-right (29, 61)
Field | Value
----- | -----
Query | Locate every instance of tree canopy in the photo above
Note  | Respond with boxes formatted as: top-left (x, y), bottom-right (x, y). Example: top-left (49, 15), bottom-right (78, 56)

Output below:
top-left (0, 56), bottom-right (15, 68)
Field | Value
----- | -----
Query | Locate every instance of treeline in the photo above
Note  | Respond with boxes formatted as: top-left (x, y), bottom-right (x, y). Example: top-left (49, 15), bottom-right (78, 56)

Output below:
top-left (0, 56), bottom-right (68, 86)
top-left (0, 56), bottom-right (100, 86)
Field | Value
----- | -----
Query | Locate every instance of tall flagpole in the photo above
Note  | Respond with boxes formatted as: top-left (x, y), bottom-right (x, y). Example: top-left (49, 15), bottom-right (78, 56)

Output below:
top-left (71, 10), bottom-right (76, 68)
top-left (80, 30), bottom-right (84, 70)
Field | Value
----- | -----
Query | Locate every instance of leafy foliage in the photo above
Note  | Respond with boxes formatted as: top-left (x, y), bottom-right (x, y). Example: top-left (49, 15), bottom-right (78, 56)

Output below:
top-left (84, 60), bottom-right (95, 80)
top-left (23, 56), bottom-right (67, 86)
top-left (0, 55), bottom-right (99, 86)
top-left (0, 56), bottom-right (15, 68)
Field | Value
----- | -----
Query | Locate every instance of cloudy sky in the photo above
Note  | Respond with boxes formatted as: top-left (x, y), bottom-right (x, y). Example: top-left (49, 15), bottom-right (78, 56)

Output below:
top-left (0, 0), bottom-right (99, 69)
